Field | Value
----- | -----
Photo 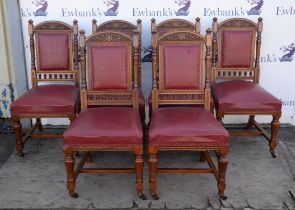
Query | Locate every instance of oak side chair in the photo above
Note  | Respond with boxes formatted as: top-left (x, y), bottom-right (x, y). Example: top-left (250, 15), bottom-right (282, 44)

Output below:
top-left (148, 29), bottom-right (229, 200)
top-left (92, 19), bottom-right (146, 124)
top-left (211, 17), bottom-right (282, 158)
top-left (63, 30), bottom-right (145, 199)
top-left (10, 20), bottom-right (80, 157)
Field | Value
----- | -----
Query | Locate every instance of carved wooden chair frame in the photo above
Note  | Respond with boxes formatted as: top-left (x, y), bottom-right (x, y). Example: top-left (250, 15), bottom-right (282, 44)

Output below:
top-left (64, 30), bottom-right (145, 199)
top-left (212, 17), bottom-right (282, 157)
top-left (92, 19), bottom-right (142, 88)
top-left (149, 30), bottom-right (229, 200)
top-left (12, 20), bottom-right (79, 157)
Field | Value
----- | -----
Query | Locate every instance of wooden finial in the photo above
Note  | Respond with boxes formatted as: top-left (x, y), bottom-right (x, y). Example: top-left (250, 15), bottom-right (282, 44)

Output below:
top-left (213, 17), bottom-right (218, 33)
top-left (73, 19), bottom-right (78, 35)
top-left (92, 19), bottom-right (97, 34)
top-left (151, 18), bottom-right (156, 31)
top-left (137, 19), bottom-right (142, 33)
top-left (195, 17), bottom-right (200, 34)
top-left (79, 30), bottom-right (86, 48)
top-left (257, 17), bottom-right (263, 32)
top-left (28, 19), bottom-right (34, 35)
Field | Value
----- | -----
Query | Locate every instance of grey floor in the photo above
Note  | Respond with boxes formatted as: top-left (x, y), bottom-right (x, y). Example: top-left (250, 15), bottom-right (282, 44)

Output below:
top-left (0, 127), bottom-right (294, 209)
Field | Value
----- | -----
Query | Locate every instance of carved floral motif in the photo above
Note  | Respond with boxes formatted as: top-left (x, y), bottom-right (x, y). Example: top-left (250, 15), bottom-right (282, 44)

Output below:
top-left (87, 33), bottom-right (130, 42)
top-left (34, 22), bottom-right (72, 31)
top-left (160, 32), bottom-right (203, 41)
top-left (158, 20), bottom-right (194, 29)
top-left (220, 20), bottom-right (256, 28)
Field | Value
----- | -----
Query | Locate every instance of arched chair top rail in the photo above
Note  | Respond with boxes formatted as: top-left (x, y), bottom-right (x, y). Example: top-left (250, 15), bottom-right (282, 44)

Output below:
top-left (84, 31), bottom-right (133, 44)
top-left (31, 20), bottom-right (73, 32)
top-left (157, 18), bottom-right (196, 29)
top-left (158, 30), bottom-right (206, 43)
top-left (95, 19), bottom-right (138, 30)
top-left (217, 17), bottom-right (259, 30)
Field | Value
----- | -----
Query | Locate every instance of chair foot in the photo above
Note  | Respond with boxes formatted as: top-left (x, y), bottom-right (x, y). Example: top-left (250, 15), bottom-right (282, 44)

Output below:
top-left (69, 191), bottom-right (78, 198)
top-left (138, 193), bottom-right (147, 200)
top-left (219, 194), bottom-right (227, 200)
top-left (151, 193), bottom-right (159, 200)
top-left (271, 150), bottom-right (277, 158)
top-left (18, 151), bottom-right (24, 158)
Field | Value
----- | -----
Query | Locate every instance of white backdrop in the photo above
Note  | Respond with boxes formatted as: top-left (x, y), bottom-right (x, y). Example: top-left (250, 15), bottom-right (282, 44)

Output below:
top-left (19, 0), bottom-right (295, 125)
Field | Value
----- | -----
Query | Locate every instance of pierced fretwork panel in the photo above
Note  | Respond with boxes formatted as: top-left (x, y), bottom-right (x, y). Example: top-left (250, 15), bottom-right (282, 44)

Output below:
top-left (216, 68), bottom-right (255, 80)
top-left (87, 91), bottom-right (133, 106)
top-left (36, 71), bottom-right (76, 82)
top-left (158, 91), bottom-right (205, 105)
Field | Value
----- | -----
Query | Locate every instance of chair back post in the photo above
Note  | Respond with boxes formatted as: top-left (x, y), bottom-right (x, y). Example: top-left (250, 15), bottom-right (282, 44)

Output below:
top-left (205, 28), bottom-right (212, 110)
top-left (211, 17), bottom-right (218, 84)
top-left (79, 30), bottom-right (87, 110)
top-left (151, 18), bottom-right (157, 32)
top-left (151, 29), bottom-right (158, 112)
top-left (137, 19), bottom-right (142, 88)
top-left (73, 19), bottom-right (79, 87)
top-left (255, 17), bottom-right (263, 84)
top-left (92, 19), bottom-right (97, 34)
top-left (195, 17), bottom-right (200, 34)
top-left (28, 20), bottom-right (37, 88)
top-left (133, 30), bottom-right (140, 109)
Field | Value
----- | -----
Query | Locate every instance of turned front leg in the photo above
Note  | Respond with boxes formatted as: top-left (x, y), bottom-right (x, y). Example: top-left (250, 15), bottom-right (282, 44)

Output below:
top-left (12, 116), bottom-right (24, 157)
top-left (148, 146), bottom-right (159, 200)
top-left (64, 148), bottom-right (78, 198)
top-left (134, 146), bottom-right (145, 200)
top-left (217, 147), bottom-right (228, 200)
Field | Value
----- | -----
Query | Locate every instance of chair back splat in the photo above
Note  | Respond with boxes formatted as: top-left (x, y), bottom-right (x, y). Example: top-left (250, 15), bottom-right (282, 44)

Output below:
top-left (151, 29), bottom-right (212, 112)
top-left (79, 30), bottom-right (140, 110)
top-left (91, 19), bottom-right (146, 124)
top-left (29, 20), bottom-right (79, 87)
top-left (212, 17), bottom-right (263, 84)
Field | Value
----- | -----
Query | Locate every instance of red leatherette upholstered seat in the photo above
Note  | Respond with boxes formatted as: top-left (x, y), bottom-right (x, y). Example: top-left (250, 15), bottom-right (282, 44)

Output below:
top-left (212, 80), bottom-right (282, 113)
top-left (63, 107), bottom-right (143, 146)
top-left (11, 85), bottom-right (79, 116)
top-left (149, 107), bottom-right (229, 147)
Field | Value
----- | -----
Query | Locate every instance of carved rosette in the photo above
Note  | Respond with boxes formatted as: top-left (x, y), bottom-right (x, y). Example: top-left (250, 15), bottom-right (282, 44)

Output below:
top-left (87, 33), bottom-right (130, 42)
top-left (220, 20), bottom-right (257, 28)
top-left (160, 32), bottom-right (204, 42)
top-left (34, 22), bottom-right (72, 31)
top-left (158, 20), bottom-right (194, 29)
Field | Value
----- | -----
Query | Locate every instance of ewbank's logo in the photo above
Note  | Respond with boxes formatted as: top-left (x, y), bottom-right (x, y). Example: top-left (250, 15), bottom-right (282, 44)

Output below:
top-left (142, 46), bottom-right (152, 63)
top-left (247, 0), bottom-right (264, 15)
top-left (174, 0), bottom-right (191, 16)
top-left (280, 43), bottom-right (295, 62)
top-left (32, 0), bottom-right (48, 17)
top-left (104, 0), bottom-right (119, 16)
top-left (204, 0), bottom-right (264, 17)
